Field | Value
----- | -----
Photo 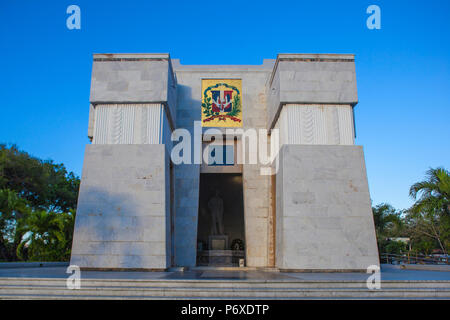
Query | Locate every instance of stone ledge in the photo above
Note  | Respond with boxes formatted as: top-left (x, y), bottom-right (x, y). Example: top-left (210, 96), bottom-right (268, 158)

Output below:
top-left (0, 262), bottom-right (69, 269)
top-left (280, 268), bottom-right (368, 273)
top-left (80, 267), bottom-right (167, 272)
top-left (93, 53), bottom-right (170, 61)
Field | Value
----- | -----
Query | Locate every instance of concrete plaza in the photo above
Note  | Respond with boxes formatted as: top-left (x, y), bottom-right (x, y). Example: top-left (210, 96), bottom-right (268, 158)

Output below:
top-left (0, 264), bottom-right (449, 299)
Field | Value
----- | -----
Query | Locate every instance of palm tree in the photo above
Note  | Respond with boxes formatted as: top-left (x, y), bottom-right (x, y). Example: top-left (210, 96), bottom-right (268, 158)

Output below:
top-left (16, 210), bottom-right (64, 261)
top-left (409, 167), bottom-right (450, 216)
top-left (408, 167), bottom-right (450, 254)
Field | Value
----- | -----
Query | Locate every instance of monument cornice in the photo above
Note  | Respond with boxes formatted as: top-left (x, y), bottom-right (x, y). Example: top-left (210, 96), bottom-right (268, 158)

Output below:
top-left (93, 53), bottom-right (171, 61)
top-left (268, 53), bottom-right (356, 88)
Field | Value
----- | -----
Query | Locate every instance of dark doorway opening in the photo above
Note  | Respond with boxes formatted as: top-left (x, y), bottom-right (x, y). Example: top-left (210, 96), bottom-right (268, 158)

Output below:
top-left (197, 173), bottom-right (245, 266)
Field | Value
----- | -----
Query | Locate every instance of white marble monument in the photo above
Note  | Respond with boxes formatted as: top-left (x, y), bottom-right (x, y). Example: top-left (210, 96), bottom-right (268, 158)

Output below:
top-left (70, 53), bottom-right (379, 271)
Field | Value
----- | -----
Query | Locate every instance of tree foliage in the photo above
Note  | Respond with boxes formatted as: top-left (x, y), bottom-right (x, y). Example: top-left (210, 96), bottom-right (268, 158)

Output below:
top-left (0, 144), bottom-right (79, 262)
top-left (372, 203), bottom-right (407, 254)
top-left (373, 167), bottom-right (450, 256)
top-left (407, 167), bottom-right (450, 254)
top-left (16, 210), bottom-right (75, 261)
top-left (0, 144), bottom-right (79, 212)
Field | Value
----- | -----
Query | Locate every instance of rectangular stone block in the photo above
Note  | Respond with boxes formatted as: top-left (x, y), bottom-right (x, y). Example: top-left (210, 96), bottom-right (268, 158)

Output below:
top-left (70, 144), bottom-right (170, 270)
top-left (90, 53), bottom-right (176, 127)
top-left (275, 144), bottom-right (379, 271)
top-left (267, 54), bottom-right (358, 129)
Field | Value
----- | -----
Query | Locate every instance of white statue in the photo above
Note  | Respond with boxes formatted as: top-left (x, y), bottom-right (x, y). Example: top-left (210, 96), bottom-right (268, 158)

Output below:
top-left (208, 190), bottom-right (224, 235)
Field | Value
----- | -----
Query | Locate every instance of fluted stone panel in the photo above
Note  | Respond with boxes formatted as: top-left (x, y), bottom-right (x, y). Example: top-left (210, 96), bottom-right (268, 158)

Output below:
top-left (274, 104), bottom-right (355, 146)
top-left (92, 104), bottom-right (172, 152)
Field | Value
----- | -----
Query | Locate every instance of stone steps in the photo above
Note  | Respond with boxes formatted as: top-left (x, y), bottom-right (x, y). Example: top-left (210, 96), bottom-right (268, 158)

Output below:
top-left (1, 278), bottom-right (450, 288)
top-left (1, 277), bottom-right (450, 299)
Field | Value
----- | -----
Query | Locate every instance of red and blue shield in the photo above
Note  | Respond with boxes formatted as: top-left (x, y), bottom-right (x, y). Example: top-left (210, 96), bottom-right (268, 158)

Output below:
top-left (211, 90), bottom-right (233, 113)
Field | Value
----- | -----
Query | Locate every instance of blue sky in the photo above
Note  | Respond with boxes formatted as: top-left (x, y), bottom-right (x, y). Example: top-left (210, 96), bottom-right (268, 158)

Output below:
top-left (0, 0), bottom-right (449, 210)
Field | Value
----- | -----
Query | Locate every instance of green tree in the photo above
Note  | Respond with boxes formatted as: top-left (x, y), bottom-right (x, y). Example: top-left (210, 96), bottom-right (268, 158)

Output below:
top-left (407, 167), bottom-right (450, 254)
top-left (372, 203), bottom-right (405, 236)
top-left (0, 144), bottom-right (79, 261)
top-left (0, 189), bottom-right (31, 261)
top-left (409, 167), bottom-right (450, 217)
top-left (16, 210), bottom-right (75, 261)
top-left (372, 203), bottom-right (406, 255)
top-left (384, 240), bottom-right (407, 255)
top-left (405, 207), bottom-right (449, 255)
top-left (0, 144), bottom-right (80, 212)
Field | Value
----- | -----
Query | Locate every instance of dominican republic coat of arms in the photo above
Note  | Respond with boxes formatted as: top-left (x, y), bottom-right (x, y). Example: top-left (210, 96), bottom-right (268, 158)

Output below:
top-left (201, 79), bottom-right (242, 127)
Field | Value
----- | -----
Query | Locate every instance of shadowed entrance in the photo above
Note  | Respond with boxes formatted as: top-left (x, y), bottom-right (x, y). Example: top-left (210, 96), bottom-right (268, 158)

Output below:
top-left (196, 173), bottom-right (245, 266)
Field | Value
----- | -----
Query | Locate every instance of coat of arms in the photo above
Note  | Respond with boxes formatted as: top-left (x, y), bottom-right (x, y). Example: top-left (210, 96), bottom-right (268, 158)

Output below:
top-left (201, 79), bottom-right (242, 127)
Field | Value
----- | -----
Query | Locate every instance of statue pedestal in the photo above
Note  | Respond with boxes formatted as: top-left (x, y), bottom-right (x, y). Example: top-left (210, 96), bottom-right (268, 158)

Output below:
top-left (208, 250), bottom-right (233, 266)
top-left (209, 235), bottom-right (228, 250)
top-left (197, 250), bottom-right (245, 267)
top-left (195, 235), bottom-right (245, 267)
top-left (197, 235), bottom-right (244, 267)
